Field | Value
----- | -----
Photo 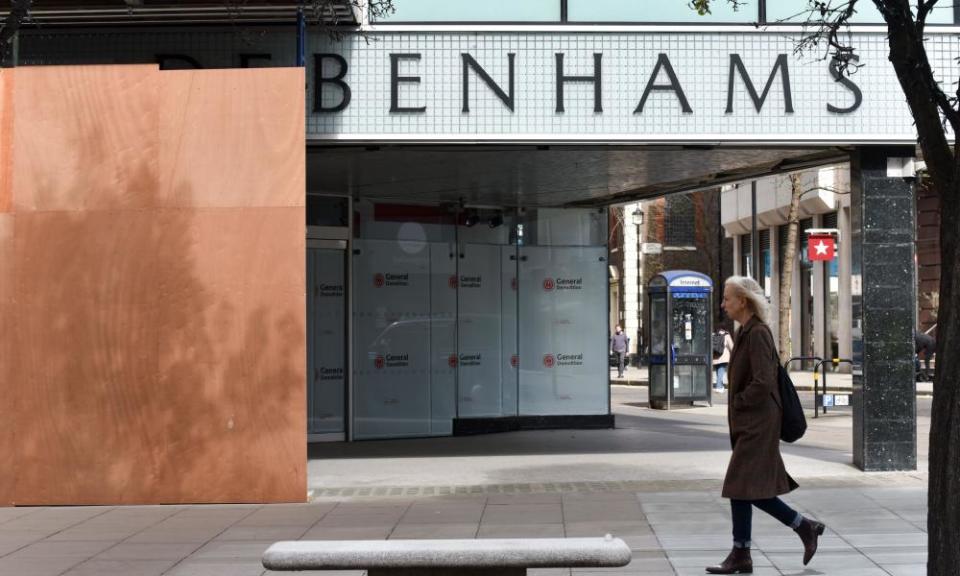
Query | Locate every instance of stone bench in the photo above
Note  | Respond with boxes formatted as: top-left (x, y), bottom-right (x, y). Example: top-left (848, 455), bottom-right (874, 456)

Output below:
top-left (262, 535), bottom-right (632, 575)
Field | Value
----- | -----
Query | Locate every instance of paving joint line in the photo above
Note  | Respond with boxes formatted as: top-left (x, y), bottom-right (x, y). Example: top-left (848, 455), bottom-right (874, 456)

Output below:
top-left (54, 505), bottom-right (187, 576)
top-left (0, 506), bottom-right (117, 570)
top-left (158, 504), bottom-right (263, 576)
top-left (385, 499), bottom-right (418, 541)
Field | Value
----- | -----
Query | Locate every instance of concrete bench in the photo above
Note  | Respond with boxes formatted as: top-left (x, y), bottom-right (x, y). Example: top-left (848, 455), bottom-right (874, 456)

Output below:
top-left (262, 535), bottom-right (632, 575)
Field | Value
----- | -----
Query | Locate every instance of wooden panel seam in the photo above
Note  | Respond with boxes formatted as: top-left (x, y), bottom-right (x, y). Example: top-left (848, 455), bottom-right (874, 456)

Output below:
top-left (0, 69), bottom-right (14, 213)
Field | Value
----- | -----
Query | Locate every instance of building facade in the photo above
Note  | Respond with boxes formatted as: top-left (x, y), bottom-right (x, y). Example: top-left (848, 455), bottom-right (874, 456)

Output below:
top-left (0, 0), bottom-right (947, 504)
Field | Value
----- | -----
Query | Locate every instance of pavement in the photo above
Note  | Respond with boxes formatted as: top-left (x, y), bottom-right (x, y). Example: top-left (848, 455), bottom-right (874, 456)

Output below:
top-left (0, 387), bottom-right (932, 576)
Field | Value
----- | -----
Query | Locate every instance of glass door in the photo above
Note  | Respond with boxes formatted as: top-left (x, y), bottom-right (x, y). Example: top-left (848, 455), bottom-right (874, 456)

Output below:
top-left (307, 240), bottom-right (347, 440)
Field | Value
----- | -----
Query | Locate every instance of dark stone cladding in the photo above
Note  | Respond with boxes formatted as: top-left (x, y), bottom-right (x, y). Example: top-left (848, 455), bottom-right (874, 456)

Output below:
top-left (453, 415), bottom-right (615, 436)
top-left (850, 147), bottom-right (917, 471)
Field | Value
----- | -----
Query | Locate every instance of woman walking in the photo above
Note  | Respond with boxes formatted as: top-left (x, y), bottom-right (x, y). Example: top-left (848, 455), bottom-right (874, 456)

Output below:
top-left (706, 276), bottom-right (825, 574)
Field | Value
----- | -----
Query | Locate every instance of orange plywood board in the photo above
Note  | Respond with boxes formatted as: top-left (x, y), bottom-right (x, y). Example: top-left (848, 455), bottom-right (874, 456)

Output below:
top-left (159, 68), bottom-right (305, 209)
top-left (0, 69), bottom-right (12, 213)
top-left (12, 66), bottom-right (161, 212)
top-left (4, 65), bottom-right (306, 505)
top-left (0, 215), bottom-right (14, 506)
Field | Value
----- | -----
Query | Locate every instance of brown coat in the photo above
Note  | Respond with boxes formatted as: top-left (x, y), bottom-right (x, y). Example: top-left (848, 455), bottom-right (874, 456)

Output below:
top-left (721, 316), bottom-right (799, 500)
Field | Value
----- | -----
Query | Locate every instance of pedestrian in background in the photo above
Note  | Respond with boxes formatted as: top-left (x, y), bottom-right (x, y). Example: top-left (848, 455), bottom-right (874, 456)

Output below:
top-left (610, 325), bottom-right (630, 378)
top-left (707, 276), bottom-right (825, 574)
top-left (712, 325), bottom-right (734, 393)
top-left (914, 330), bottom-right (936, 381)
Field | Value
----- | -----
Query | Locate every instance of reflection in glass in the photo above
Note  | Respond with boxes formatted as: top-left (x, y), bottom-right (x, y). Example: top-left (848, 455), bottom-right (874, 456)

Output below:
top-left (377, 0), bottom-right (559, 22)
top-left (569, 0), bottom-right (757, 22)
top-left (768, 1), bottom-right (953, 23)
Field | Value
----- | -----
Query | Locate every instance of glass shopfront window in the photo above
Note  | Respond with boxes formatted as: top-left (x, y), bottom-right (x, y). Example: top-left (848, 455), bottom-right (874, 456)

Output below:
top-left (768, 1), bottom-right (954, 24)
top-left (569, 0), bottom-right (757, 23)
top-left (517, 208), bottom-right (608, 416)
top-left (377, 0), bottom-right (954, 25)
top-left (376, 0), bottom-right (560, 22)
top-left (351, 201), bottom-right (608, 439)
top-left (351, 201), bottom-right (458, 439)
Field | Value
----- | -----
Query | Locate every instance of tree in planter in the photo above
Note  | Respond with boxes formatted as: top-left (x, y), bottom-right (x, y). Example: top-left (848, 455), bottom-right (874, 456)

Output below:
top-left (777, 174), bottom-right (846, 367)
top-left (697, 1), bottom-right (959, 572)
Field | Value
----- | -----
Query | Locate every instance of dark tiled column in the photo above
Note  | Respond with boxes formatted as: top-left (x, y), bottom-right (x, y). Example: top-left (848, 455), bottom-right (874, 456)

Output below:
top-left (850, 147), bottom-right (917, 471)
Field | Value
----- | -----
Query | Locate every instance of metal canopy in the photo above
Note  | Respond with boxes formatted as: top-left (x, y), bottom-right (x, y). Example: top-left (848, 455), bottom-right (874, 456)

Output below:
top-left (308, 145), bottom-right (848, 208)
top-left (0, 1), bottom-right (358, 26)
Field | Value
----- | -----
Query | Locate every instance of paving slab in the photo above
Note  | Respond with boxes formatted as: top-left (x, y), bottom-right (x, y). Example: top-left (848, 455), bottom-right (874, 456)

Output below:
top-left (0, 486), bottom-right (932, 575)
top-left (0, 388), bottom-right (935, 575)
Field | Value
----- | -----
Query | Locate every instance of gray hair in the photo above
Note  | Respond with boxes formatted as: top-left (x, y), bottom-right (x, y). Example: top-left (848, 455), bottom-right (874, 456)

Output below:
top-left (725, 275), bottom-right (769, 324)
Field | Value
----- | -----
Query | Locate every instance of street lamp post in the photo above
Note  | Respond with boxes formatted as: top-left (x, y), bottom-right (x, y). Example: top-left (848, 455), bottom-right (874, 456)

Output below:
top-left (633, 208), bottom-right (645, 366)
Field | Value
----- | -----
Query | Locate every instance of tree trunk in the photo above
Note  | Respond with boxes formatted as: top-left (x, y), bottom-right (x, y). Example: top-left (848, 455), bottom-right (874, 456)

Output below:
top-left (927, 160), bottom-right (960, 576)
top-left (871, 4), bottom-right (960, 572)
top-left (778, 174), bottom-right (803, 365)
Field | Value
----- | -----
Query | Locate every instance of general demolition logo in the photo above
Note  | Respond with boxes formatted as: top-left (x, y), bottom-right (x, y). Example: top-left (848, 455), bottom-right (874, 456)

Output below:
top-left (510, 354), bottom-right (519, 368)
top-left (448, 275), bottom-right (458, 289)
top-left (319, 367), bottom-right (344, 381)
top-left (374, 354), bottom-right (410, 369)
top-left (319, 284), bottom-right (344, 297)
top-left (557, 353), bottom-right (584, 366)
top-left (459, 275), bottom-right (482, 289)
top-left (544, 277), bottom-right (583, 291)
top-left (543, 353), bottom-right (584, 367)
top-left (373, 272), bottom-right (410, 287)
top-left (556, 277), bottom-right (583, 290)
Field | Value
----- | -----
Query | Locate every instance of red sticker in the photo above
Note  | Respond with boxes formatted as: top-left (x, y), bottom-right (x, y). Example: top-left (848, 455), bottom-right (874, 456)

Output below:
top-left (374, 356), bottom-right (385, 369)
top-left (510, 354), bottom-right (519, 368)
top-left (543, 278), bottom-right (555, 291)
top-left (542, 354), bottom-right (555, 368)
top-left (448, 354), bottom-right (458, 368)
top-left (448, 275), bottom-right (458, 289)
top-left (373, 273), bottom-right (385, 288)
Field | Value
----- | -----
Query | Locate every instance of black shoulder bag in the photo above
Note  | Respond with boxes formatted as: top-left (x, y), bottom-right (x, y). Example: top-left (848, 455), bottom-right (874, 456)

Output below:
top-left (777, 359), bottom-right (807, 443)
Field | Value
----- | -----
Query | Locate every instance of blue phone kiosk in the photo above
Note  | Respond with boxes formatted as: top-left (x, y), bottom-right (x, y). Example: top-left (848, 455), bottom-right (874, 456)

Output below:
top-left (647, 270), bottom-right (713, 409)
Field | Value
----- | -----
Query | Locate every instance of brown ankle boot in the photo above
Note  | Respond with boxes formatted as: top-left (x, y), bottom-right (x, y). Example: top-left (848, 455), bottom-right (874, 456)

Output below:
top-left (705, 547), bottom-right (753, 574)
top-left (795, 517), bottom-right (826, 565)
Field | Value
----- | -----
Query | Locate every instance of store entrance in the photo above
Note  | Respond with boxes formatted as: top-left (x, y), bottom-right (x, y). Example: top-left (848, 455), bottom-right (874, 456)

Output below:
top-left (306, 144), bottom-right (848, 442)
top-left (306, 196), bottom-right (351, 442)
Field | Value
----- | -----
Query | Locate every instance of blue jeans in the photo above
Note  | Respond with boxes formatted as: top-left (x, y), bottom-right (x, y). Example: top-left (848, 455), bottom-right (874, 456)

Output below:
top-left (714, 364), bottom-right (727, 389)
top-left (731, 498), bottom-right (802, 548)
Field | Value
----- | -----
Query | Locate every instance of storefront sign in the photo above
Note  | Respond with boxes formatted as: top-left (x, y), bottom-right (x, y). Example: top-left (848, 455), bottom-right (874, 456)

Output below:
top-left (808, 231), bottom-right (838, 261)
top-left (669, 276), bottom-right (712, 288)
top-left (22, 29), bottom-right (960, 142)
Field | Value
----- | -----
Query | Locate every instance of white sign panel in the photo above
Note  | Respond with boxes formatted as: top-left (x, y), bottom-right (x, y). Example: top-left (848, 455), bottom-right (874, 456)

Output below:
top-left (501, 247), bottom-right (519, 416)
top-left (457, 243), bottom-right (504, 417)
top-left (353, 239), bottom-right (433, 439)
top-left (23, 29), bottom-right (960, 142)
top-left (308, 31), bottom-right (957, 143)
top-left (307, 248), bottom-right (345, 434)
top-left (518, 246), bottom-right (608, 416)
top-left (429, 243), bottom-right (457, 435)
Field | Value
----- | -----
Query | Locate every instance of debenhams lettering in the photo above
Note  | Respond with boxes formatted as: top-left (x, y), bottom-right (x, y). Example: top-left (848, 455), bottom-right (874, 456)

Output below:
top-left (315, 52), bottom-right (861, 115)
